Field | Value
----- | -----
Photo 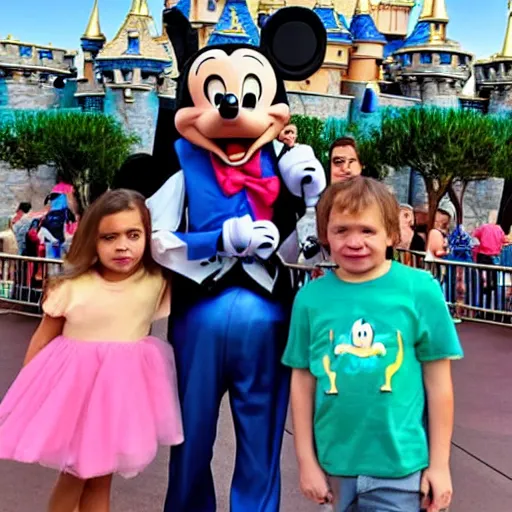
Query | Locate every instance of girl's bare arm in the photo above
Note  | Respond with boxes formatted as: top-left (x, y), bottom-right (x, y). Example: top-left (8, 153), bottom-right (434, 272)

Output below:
top-left (23, 315), bottom-right (65, 366)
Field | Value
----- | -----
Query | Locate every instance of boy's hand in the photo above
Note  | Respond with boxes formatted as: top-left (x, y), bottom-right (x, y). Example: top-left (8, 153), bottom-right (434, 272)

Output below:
top-left (299, 459), bottom-right (333, 505)
top-left (420, 466), bottom-right (452, 511)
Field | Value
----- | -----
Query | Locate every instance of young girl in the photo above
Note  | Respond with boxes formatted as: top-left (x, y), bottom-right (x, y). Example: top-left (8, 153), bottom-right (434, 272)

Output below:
top-left (0, 189), bottom-right (183, 512)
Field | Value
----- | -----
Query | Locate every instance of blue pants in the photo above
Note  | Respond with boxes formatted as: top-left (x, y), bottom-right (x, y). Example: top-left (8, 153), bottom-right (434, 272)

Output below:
top-left (330, 471), bottom-right (422, 512)
top-left (164, 287), bottom-right (290, 512)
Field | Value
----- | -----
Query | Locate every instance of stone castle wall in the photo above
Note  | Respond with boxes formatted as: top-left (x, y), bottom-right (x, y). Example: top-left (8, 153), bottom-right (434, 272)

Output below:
top-left (288, 91), bottom-right (352, 120)
top-left (104, 89), bottom-right (160, 154)
top-left (0, 163), bottom-right (56, 219)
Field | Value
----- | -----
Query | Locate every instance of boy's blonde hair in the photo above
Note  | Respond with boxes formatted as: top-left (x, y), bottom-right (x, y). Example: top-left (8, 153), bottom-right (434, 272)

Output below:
top-left (316, 177), bottom-right (401, 248)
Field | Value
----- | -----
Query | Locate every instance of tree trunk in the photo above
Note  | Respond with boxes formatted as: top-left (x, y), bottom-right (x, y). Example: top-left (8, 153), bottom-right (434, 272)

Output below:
top-left (447, 180), bottom-right (469, 226)
top-left (425, 177), bottom-right (452, 232)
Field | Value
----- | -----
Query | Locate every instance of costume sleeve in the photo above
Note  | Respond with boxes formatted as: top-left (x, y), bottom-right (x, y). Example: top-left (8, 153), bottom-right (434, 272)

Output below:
top-left (415, 272), bottom-right (464, 362)
top-left (282, 288), bottom-right (311, 369)
top-left (174, 230), bottom-right (222, 260)
top-left (42, 280), bottom-right (72, 318)
top-left (153, 278), bottom-right (171, 321)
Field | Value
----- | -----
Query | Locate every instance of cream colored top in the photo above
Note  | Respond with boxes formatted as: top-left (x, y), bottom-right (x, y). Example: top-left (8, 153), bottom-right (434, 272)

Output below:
top-left (43, 268), bottom-right (170, 342)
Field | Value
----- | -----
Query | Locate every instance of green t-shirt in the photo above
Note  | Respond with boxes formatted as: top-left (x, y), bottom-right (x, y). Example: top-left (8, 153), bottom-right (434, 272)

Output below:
top-left (282, 261), bottom-right (463, 479)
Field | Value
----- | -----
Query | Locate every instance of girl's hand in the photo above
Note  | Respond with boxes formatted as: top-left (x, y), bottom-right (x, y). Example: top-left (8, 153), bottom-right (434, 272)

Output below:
top-left (420, 466), bottom-right (452, 512)
top-left (299, 459), bottom-right (333, 505)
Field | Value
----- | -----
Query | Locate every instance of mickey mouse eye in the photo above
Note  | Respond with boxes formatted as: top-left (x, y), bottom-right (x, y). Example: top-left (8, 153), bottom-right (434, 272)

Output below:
top-left (242, 74), bottom-right (261, 110)
top-left (204, 75), bottom-right (226, 107)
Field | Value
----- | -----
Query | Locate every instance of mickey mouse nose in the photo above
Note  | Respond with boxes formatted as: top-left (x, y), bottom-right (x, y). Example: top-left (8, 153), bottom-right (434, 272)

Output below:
top-left (218, 94), bottom-right (239, 120)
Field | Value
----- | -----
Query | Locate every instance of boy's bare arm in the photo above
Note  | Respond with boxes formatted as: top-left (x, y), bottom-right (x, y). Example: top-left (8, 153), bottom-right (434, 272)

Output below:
top-left (421, 359), bottom-right (454, 511)
top-left (291, 368), bottom-right (333, 504)
top-left (290, 368), bottom-right (317, 465)
top-left (24, 315), bottom-right (65, 366)
top-left (423, 359), bottom-right (454, 468)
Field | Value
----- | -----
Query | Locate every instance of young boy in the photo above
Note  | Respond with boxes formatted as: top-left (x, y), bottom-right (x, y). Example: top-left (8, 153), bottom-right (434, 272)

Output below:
top-left (282, 177), bottom-right (463, 512)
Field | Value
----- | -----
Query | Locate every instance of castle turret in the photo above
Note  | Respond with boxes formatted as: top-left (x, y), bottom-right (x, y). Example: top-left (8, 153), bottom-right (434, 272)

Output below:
top-left (208, 0), bottom-right (260, 46)
top-left (347, 0), bottom-right (387, 83)
top-left (256, 0), bottom-right (286, 28)
top-left (76, 0), bottom-right (107, 112)
top-left (0, 34), bottom-right (76, 109)
top-left (474, 1), bottom-right (512, 113)
top-left (172, 0), bottom-right (223, 47)
top-left (371, 0), bottom-right (416, 42)
top-left (88, 0), bottom-right (173, 152)
top-left (388, 0), bottom-right (473, 106)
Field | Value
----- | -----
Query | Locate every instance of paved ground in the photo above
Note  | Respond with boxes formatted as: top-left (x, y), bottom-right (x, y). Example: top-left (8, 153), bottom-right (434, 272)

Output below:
top-left (0, 313), bottom-right (511, 511)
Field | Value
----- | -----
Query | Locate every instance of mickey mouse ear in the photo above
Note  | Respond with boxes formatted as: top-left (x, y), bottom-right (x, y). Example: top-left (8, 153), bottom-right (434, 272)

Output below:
top-left (260, 7), bottom-right (327, 82)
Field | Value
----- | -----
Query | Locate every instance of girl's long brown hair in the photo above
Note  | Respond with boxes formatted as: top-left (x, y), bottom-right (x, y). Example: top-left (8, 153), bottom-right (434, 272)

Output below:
top-left (45, 189), bottom-right (159, 295)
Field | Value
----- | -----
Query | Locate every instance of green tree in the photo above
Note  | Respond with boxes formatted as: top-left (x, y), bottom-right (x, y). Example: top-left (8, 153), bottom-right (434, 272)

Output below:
top-left (43, 111), bottom-right (140, 210)
top-left (291, 114), bottom-right (386, 179)
top-left (0, 110), bottom-right (140, 212)
top-left (374, 106), bottom-right (512, 229)
top-left (0, 111), bottom-right (49, 174)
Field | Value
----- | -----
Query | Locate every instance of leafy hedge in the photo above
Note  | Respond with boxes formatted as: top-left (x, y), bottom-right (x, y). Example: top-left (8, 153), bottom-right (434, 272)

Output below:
top-left (290, 114), bottom-right (386, 179)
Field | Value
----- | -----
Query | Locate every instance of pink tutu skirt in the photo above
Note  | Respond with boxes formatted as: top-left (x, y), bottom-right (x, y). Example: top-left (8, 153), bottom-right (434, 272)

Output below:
top-left (0, 335), bottom-right (183, 479)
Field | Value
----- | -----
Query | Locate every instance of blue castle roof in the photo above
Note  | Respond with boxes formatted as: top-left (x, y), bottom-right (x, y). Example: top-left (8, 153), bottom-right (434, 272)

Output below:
top-left (175, 0), bottom-right (191, 17)
top-left (384, 39), bottom-right (405, 58)
top-left (401, 20), bottom-right (431, 49)
top-left (208, 0), bottom-right (259, 46)
top-left (313, 7), bottom-right (352, 44)
top-left (349, 14), bottom-right (387, 44)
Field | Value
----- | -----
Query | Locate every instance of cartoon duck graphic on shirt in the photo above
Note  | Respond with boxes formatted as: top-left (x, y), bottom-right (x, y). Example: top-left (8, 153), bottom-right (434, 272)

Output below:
top-left (322, 319), bottom-right (404, 395)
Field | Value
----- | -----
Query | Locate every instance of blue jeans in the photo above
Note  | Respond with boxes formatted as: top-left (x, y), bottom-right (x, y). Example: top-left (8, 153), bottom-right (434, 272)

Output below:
top-left (330, 471), bottom-right (422, 512)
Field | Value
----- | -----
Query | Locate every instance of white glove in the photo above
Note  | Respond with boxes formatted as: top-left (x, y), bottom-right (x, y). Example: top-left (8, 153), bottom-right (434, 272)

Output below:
top-left (222, 215), bottom-right (280, 260)
top-left (278, 144), bottom-right (326, 207)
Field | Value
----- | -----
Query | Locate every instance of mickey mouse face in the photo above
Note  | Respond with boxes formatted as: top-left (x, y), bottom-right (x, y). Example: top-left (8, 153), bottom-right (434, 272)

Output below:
top-left (164, 6), bottom-right (327, 167)
top-left (175, 48), bottom-right (290, 166)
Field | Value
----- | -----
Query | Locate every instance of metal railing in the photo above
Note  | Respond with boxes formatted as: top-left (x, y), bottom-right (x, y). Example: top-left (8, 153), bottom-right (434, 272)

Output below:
top-left (395, 249), bottom-right (512, 327)
top-left (0, 253), bottom-right (63, 317)
top-left (1, 250), bottom-right (512, 326)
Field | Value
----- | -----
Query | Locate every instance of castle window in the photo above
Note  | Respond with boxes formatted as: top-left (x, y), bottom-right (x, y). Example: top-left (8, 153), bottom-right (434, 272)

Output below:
top-left (439, 53), bottom-right (452, 65)
top-left (82, 96), bottom-right (104, 113)
top-left (122, 69), bottom-right (133, 82)
top-left (38, 49), bottom-right (53, 60)
top-left (19, 46), bottom-right (32, 58)
top-left (126, 35), bottom-right (140, 55)
top-left (208, 0), bottom-right (217, 11)
top-left (402, 54), bottom-right (412, 66)
top-left (459, 55), bottom-right (467, 66)
top-left (338, 50), bottom-right (343, 57)
top-left (420, 52), bottom-right (432, 65)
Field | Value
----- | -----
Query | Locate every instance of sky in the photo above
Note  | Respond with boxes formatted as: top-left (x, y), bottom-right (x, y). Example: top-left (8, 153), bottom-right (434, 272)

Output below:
top-left (0, 0), bottom-right (509, 61)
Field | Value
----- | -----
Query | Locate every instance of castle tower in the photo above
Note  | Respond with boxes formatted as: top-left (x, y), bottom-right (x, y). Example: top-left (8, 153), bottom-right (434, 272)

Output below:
top-left (256, 0), bottom-right (286, 28)
top-left (208, 0), bottom-right (260, 46)
top-left (388, 0), bottom-right (473, 106)
top-left (0, 34), bottom-right (76, 109)
top-left (173, 0), bottom-right (223, 47)
top-left (90, 0), bottom-right (173, 152)
top-left (285, 0), bottom-right (352, 94)
top-left (347, 0), bottom-right (387, 83)
top-left (474, 1), bottom-right (512, 113)
top-left (371, 0), bottom-right (416, 42)
top-left (76, 0), bottom-right (107, 112)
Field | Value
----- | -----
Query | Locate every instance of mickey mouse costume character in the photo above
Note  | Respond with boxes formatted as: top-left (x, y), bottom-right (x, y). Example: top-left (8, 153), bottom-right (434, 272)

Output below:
top-left (115, 6), bottom-right (327, 511)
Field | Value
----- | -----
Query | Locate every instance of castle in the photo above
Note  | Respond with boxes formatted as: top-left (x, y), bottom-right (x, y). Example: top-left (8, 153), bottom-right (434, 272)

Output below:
top-left (0, 0), bottom-right (511, 229)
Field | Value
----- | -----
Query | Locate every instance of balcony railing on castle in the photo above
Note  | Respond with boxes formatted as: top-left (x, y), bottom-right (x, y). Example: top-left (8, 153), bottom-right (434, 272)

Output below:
top-left (1, 250), bottom-right (512, 326)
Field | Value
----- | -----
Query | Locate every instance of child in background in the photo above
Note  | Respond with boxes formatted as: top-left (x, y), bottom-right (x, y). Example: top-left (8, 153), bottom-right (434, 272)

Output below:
top-left (283, 177), bottom-right (463, 512)
top-left (0, 189), bottom-right (183, 512)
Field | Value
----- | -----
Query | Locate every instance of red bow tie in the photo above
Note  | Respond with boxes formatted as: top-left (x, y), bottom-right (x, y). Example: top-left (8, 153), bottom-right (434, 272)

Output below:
top-left (211, 151), bottom-right (280, 220)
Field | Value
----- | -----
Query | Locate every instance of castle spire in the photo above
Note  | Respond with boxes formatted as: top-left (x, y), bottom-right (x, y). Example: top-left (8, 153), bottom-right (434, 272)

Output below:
top-left (354, 0), bottom-right (371, 16)
top-left (502, 1), bottom-right (512, 57)
top-left (419, 0), bottom-right (448, 23)
top-left (83, 0), bottom-right (105, 40)
top-left (130, 0), bottom-right (150, 16)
